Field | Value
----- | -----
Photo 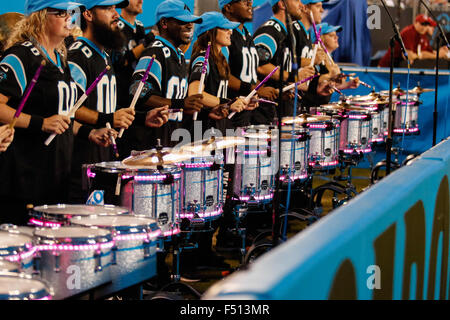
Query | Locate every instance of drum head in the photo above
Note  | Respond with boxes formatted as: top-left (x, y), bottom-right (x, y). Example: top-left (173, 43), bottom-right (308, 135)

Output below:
top-left (70, 215), bottom-right (158, 230)
top-left (34, 226), bottom-right (111, 241)
top-left (0, 259), bottom-right (19, 272)
top-left (92, 161), bottom-right (130, 172)
top-left (0, 230), bottom-right (33, 250)
top-left (0, 273), bottom-right (50, 300)
top-left (32, 204), bottom-right (129, 217)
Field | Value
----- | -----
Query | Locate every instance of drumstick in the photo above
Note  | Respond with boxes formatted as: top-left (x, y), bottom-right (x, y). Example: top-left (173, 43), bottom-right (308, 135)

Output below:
top-left (257, 99), bottom-right (278, 106)
top-left (350, 77), bottom-right (371, 88)
top-left (282, 74), bottom-right (319, 92)
top-left (228, 66), bottom-right (279, 119)
top-left (310, 12), bottom-right (334, 65)
top-left (45, 65), bottom-right (110, 146)
top-left (9, 60), bottom-right (46, 129)
top-left (193, 42), bottom-right (211, 121)
top-left (118, 55), bottom-right (156, 138)
top-left (309, 44), bottom-right (319, 68)
top-left (106, 122), bottom-right (119, 158)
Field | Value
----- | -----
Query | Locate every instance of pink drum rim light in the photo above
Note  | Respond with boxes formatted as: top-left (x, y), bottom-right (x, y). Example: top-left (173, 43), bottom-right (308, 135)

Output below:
top-left (178, 208), bottom-right (223, 219)
top-left (29, 218), bottom-right (62, 228)
top-left (309, 160), bottom-right (339, 167)
top-left (4, 246), bottom-right (37, 262)
top-left (36, 241), bottom-right (115, 252)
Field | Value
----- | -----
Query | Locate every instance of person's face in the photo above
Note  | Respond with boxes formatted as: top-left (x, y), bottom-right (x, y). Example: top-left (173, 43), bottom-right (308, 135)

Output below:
top-left (91, 6), bottom-right (120, 32)
top-left (124, 0), bottom-right (143, 16)
top-left (163, 18), bottom-right (194, 46)
top-left (285, 0), bottom-right (303, 20)
top-left (308, 2), bottom-right (324, 24)
top-left (227, 0), bottom-right (253, 23)
top-left (427, 25), bottom-right (435, 36)
top-left (323, 31), bottom-right (339, 52)
top-left (46, 8), bottom-right (73, 40)
top-left (216, 28), bottom-right (233, 47)
top-left (414, 22), bottom-right (429, 35)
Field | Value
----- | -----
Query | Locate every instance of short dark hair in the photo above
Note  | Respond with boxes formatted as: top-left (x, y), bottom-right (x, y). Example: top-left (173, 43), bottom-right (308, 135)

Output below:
top-left (272, 3), bottom-right (280, 14)
top-left (80, 13), bottom-right (87, 31)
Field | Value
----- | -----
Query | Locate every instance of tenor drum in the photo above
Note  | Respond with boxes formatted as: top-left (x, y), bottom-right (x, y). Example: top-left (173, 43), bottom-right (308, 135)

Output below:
top-left (0, 259), bottom-right (20, 273)
top-left (393, 96), bottom-right (420, 135)
top-left (233, 125), bottom-right (278, 204)
top-left (307, 119), bottom-right (340, 169)
top-left (177, 154), bottom-right (224, 221)
top-left (87, 161), bottom-right (182, 237)
top-left (0, 230), bottom-right (36, 274)
top-left (29, 204), bottom-right (129, 228)
top-left (339, 111), bottom-right (372, 154)
top-left (33, 227), bottom-right (114, 299)
top-left (0, 272), bottom-right (52, 300)
top-left (70, 215), bottom-right (160, 290)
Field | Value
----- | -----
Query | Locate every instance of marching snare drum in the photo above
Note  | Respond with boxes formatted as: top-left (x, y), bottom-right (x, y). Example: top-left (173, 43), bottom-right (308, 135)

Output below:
top-left (307, 119), bottom-right (340, 169)
top-left (177, 154), bottom-right (224, 222)
top-left (33, 226), bottom-right (114, 299)
top-left (70, 215), bottom-right (160, 291)
top-left (0, 272), bottom-right (52, 300)
top-left (29, 204), bottom-right (129, 228)
top-left (0, 230), bottom-right (36, 274)
top-left (279, 126), bottom-right (310, 182)
top-left (233, 125), bottom-right (278, 204)
top-left (88, 161), bottom-right (182, 237)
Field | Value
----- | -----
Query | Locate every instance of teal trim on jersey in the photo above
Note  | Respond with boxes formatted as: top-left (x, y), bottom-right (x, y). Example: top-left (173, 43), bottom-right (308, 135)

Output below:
top-left (38, 44), bottom-right (62, 70)
top-left (119, 16), bottom-right (136, 30)
top-left (297, 20), bottom-right (308, 35)
top-left (77, 37), bottom-right (107, 60)
top-left (221, 46), bottom-right (230, 63)
top-left (69, 62), bottom-right (87, 91)
top-left (1, 54), bottom-right (27, 95)
top-left (155, 36), bottom-right (183, 61)
top-left (135, 56), bottom-right (162, 89)
top-left (271, 17), bottom-right (287, 34)
top-left (191, 55), bottom-right (210, 75)
top-left (253, 33), bottom-right (277, 59)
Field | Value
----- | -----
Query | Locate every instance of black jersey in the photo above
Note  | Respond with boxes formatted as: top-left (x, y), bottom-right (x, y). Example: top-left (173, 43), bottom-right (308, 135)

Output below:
top-left (293, 20), bottom-right (314, 61)
top-left (131, 35), bottom-right (188, 147)
top-left (253, 17), bottom-right (295, 123)
top-left (111, 16), bottom-right (146, 107)
top-left (188, 50), bottom-right (229, 134)
top-left (223, 26), bottom-right (258, 127)
top-left (0, 41), bottom-right (77, 201)
top-left (68, 37), bottom-right (117, 202)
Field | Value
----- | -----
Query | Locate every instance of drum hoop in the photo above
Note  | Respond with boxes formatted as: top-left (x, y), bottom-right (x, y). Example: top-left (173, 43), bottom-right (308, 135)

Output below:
top-left (0, 272), bottom-right (50, 300)
top-left (34, 227), bottom-right (113, 245)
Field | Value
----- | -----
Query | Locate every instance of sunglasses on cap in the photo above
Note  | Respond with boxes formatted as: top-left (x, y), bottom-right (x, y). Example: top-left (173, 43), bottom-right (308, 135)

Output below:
top-left (47, 8), bottom-right (77, 18)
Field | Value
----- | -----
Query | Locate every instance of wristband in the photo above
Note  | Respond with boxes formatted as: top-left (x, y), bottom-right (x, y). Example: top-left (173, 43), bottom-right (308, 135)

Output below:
top-left (220, 98), bottom-right (231, 105)
top-left (171, 99), bottom-right (184, 109)
top-left (28, 115), bottom-right (44, 132)
top-left (238, 81), bottom-right (252, 96)
top-left (77, 124), bottom-right (94, 141)
top-left (97, 112), bottom-right (115, 127)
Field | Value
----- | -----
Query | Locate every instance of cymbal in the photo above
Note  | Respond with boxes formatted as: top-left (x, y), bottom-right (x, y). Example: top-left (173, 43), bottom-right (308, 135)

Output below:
top-left (122, 149), bottom-right (193, 167)
top-left (380, 88), bottom-right (407, 96)
top-left (281, 114), bottom-right (332, 125)
top-left (350, 98), bottom-right (390, 106)
top-left (180, 136), bottom-right (246, 154)
top-left (0, 12), bottom-right (24, 43)
top-left (320, 102), bottom-right (369, 111)
top-left (408, 86), bottom-right (434, 95)
top-left (346, 92), bottom-right (382, 103)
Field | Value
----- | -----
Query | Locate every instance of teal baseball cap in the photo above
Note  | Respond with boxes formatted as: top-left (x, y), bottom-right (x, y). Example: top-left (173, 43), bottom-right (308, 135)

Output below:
top-left (195, 12), bottom-right (240, 38)
top-left (302, 0), bottom-right (329, 4)
top-left (155, 0), bottom-right (202, 24)
top-left (81, 0), bottom-right (129, 10)
top-left (25, 0), bottom-right (85, 15)
top-left (310, 22), bottom-right (342, 43)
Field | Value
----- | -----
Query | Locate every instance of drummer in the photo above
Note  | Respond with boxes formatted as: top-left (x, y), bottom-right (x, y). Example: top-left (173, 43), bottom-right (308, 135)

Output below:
top-left (0, 1), bottom-right (114, 225)
top-left (129, 0), bottom-right (204, 148)
top-left (187, 12), bottom-right (254, 135)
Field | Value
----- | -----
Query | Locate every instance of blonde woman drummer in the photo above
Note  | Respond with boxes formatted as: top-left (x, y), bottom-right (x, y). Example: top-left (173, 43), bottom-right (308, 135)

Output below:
top-left (0, 1), bottom-right (115, 225)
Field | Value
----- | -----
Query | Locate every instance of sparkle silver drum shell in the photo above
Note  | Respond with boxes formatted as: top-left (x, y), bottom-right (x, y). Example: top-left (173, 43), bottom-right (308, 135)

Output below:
top-left (393, 96), bottom-right (420, 134)
top-left (70, 215), bottom-right (160, 291)
top-left (178, 155), bottom-right (224, 221)
top-left (0, 259), bottom-right (20, 273)
top-left (279, 126), bottom-right (310, 182)
top-left (308, 119), bottom-right (340, 169)
top-left (0, 230), bottom-right (36, 274)
top-left (0, 272), bottom-right (53, 300)
top-left (33, 226), bottom-right (114, 299)
top-left (339, 111), bottom-right (372, 154)
top-left (29, 204), bottom-right (129, 228)
top-left (233, 125), bottom-right (279, 204)
top-left (88, 161), bottom-right (182, 237)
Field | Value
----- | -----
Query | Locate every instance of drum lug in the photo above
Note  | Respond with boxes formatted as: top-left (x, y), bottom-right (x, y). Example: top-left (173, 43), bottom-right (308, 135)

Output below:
top-left (111, 245), bottom-right (118, 265)
top-left (94, 250), bottom-right (103, 272)
top-left (32, 254), bottom-right (41, 276)
top-left (53, 252), bottom-right (61, 273)
top-left (115, 174), bottom-right (122, 196)
top-left (143, 239), bottom-right (151, 259)
top-left (162, 173), bottom-right (174, 185)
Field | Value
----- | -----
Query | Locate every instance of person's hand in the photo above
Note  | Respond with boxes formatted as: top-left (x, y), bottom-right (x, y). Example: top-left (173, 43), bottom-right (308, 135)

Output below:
top-left (344, 77), bottom-right (360, 90)
top-left (245, 96), bottom-right (259, 111)
top-left (113, 107), bottom-right (135, 129)
top-left (256, 86), bottom-right (278, 101)
top-left (208, 104), bottom-right (229, 120)
top-left (42, 115), bottom-right (71, 134)
top-left (0, 125), bottom-right (14, 152)
top-left (407, 52), bottom-right (418, 64)
top-left (146, 106), bottom-right (169, 128)
top-left (230, 97), bottom-right (246, 113)
top-left (282, 90), bottom-right (296, 101)
top-left (298, 66), bottom-right (316, 81)
top-left (439, 46), bottom-right (449, 59)
top-left (315, 47), bottom-right (327, 65)
top-left (317, 75), bottom-right (335, 96)
top-left (89, 127), bottom-right (117, 147)
top-left (183, 94), bottom-right (203, 115)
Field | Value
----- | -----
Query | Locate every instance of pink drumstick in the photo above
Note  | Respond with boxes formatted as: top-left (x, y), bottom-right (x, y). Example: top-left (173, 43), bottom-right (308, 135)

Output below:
top-left (193, 42), bottom-right (211, 121)
top-left (9, 60), bottom-right (46, 129)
